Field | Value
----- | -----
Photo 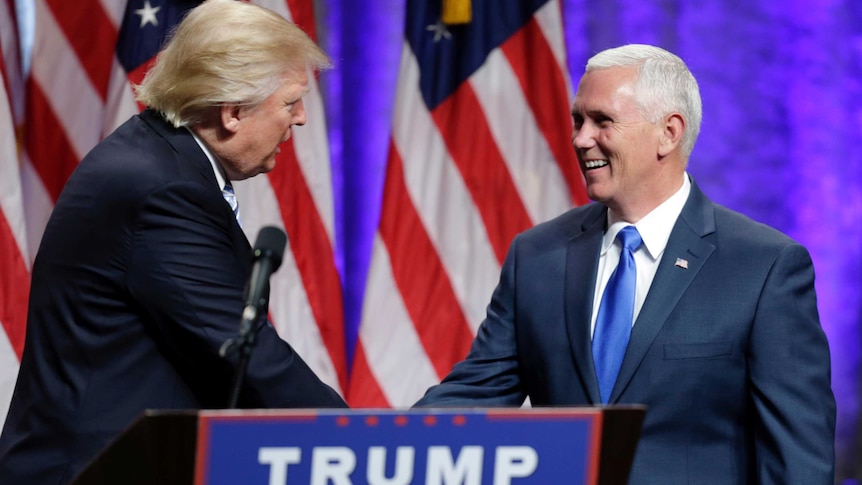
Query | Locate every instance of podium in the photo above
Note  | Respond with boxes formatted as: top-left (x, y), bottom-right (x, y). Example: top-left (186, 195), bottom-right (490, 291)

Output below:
top-left (71, 406), bottom-right (644, 485)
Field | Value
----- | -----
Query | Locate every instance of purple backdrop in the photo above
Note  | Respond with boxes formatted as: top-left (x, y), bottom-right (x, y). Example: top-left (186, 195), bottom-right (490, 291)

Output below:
top-left (319, 0), bottom-right (862, 480)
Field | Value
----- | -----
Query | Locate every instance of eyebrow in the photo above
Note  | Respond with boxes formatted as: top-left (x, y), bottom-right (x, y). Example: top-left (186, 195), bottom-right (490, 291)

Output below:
top-left (284, 85), bottom-right (312, 104)
top-left (572, 106), bottom-right (613, 118)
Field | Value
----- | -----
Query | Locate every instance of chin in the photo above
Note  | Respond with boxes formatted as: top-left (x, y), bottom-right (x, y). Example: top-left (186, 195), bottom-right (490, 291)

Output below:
top-left (585, 183), bottom-right (607, 201)
top-left (589, 189), bottom-right (620, 207)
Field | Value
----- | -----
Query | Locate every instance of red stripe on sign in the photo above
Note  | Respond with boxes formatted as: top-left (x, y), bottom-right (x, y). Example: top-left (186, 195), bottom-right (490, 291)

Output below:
top-left (378, 142), bottom-right (473, 379)
top-left (266, 139), bottom-right (347, 392)
top-left (346, 343), bottom-right (391, 408)
top-left (431, 82), bottom-right (534, 264)
top-left (45, 0), bottom-right (118, 101)
top-left (501, 17), bottom-right (588, 206)
top-left (0, 211), bottom-right (30, 358)
top-left (25, 79), bottom-right (80, 202)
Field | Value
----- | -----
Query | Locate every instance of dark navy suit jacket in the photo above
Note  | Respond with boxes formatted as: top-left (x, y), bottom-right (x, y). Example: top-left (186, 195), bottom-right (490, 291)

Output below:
top-left (0, 110), bottom-right (346, 484)
top-left (417, 180), bottom-right (835, 484)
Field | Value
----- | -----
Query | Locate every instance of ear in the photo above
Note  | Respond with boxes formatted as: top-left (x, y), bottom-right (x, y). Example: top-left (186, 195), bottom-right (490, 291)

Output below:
top-left (220, 104), bottom-right (243, 134)
top-left (658, 113), bottom-right (685, 157)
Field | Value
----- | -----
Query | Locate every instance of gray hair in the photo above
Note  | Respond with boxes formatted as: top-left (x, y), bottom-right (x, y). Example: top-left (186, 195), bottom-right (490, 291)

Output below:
top-left (587, 44), bottom-right (702, 158)
top-left (135, 0), bottom-right (331, 127)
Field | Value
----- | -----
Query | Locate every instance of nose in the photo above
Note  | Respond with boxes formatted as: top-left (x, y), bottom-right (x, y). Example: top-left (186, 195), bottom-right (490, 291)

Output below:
top-left (292, 99), bottom-right (307, 126)
top-left (572, 122), bottom-right (596, 150)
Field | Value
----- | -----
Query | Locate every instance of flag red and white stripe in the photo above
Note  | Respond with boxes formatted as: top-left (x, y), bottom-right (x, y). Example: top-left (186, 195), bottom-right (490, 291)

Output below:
top-left (347, 0), bottom-right (587, 407)
top-left (235, 0), bottom-right (347, 395)
top-left (0, 0), bottom-right (346, 432)
top-left (0, 0), bottom-right (30, 426)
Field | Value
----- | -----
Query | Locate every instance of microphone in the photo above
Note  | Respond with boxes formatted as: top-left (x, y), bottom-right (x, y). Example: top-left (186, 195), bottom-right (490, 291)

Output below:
top-left (241, 226), bottom-right (287, 325)
top-left (222, 225), bottom-right (287, 408)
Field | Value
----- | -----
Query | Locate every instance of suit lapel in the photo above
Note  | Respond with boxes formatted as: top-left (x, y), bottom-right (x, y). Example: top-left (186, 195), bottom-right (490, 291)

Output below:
top-left (139, 109), bottom-right (217, 188)
top-left (564, 206), bottom-right (606, 404)
top-left (139, 110), bottom-right (252, 255)
top-left (609, 182), bottom-right (717, 403)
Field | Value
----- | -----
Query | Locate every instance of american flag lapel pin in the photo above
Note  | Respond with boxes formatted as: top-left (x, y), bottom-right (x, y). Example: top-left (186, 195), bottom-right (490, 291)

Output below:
top-left (674, 258), bottom-right (689, 269)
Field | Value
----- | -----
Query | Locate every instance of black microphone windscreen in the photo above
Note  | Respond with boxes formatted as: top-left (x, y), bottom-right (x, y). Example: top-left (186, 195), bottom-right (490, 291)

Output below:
top-left (253, 226), bottom-right (287, 271)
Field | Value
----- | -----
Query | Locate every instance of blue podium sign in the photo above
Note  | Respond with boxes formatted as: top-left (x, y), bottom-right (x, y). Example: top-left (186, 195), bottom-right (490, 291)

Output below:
top-left (193, 408), bottom-right (603, 485)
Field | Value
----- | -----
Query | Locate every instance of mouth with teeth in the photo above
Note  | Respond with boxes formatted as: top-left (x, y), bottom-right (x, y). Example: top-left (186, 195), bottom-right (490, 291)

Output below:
top-left (584, 159), bottom-right (609, 170)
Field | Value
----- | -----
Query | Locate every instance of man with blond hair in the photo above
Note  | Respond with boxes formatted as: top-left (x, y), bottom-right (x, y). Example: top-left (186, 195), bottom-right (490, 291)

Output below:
top-left (0, 1), bottom-right (345, 483)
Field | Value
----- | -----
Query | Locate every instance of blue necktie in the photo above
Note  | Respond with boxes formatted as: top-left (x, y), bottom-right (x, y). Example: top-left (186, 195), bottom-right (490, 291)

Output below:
top-left (222, 183), bottom-right (241, 226)
top-left (593, 226), bottom-right (643, 404)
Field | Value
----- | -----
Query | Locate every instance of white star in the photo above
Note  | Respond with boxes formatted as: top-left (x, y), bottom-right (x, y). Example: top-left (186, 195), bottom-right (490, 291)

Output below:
top-left (426, 20), bottom-right (452, 42)
top-left (134, 0), bottom-right (161, 28)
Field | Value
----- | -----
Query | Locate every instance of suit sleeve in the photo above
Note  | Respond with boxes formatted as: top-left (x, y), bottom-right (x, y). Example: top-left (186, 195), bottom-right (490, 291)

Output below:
top-left (749, 243), bottom-right (835, 483)
top-left (415, 237), bottom-right (526, 407)
top-left (126, 181), bottom-right (346, 408)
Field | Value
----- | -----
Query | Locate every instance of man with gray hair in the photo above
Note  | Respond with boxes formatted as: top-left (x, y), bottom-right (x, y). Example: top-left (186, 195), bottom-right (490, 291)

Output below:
top-left (0, 1), bottom-right (345, 483)
top-left (417, 44), bottom-right (836, 483)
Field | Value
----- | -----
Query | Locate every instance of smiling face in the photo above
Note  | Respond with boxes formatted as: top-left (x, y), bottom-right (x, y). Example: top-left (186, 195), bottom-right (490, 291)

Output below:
top-left (217, 70), bottom-right (310, 180)
top-left (571, 66), bottom-right (682, 221)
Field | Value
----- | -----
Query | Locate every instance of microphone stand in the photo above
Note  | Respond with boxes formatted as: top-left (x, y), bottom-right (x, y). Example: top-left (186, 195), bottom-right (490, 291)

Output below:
top-left (219, 225), bottom-right (286, 409)
top-left (221, 305), bottom-right (262, 409)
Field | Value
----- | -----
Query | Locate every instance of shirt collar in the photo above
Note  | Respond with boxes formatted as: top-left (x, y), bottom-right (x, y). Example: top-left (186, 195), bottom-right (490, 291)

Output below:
top-left (602, 173), bottom-right (691, 260)
top-left (187, 127), bottom-right (229, 190)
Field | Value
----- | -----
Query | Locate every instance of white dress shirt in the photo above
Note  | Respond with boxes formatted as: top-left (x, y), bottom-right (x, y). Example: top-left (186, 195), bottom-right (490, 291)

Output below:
top-left (188, 128), bottom-right (228, 190)
top-left (590, 174), bottom-right (691, 337)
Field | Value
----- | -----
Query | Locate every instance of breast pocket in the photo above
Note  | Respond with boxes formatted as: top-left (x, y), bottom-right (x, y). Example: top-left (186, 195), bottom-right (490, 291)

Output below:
top-left (663, 340), bottom-right (733, 360)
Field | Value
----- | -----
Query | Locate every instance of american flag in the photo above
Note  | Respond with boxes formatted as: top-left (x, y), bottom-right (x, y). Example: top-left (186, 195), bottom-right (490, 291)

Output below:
top-left (0, 0), bottom-right (29, 427)
top-left (347, 0), bottom-right (587, 407)
top-left (0, 0), bottom-right (346, 427)
top-left (1, 0), bottom-right (587, 419)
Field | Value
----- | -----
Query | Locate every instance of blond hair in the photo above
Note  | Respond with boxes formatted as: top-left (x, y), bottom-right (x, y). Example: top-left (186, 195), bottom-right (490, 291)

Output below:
top-left (135, 0), bottom-right (331, 127)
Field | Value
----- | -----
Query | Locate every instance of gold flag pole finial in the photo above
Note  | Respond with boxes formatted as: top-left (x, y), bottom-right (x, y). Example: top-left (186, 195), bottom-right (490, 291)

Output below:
top-left (442, 0), bottom-right (471, 25)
